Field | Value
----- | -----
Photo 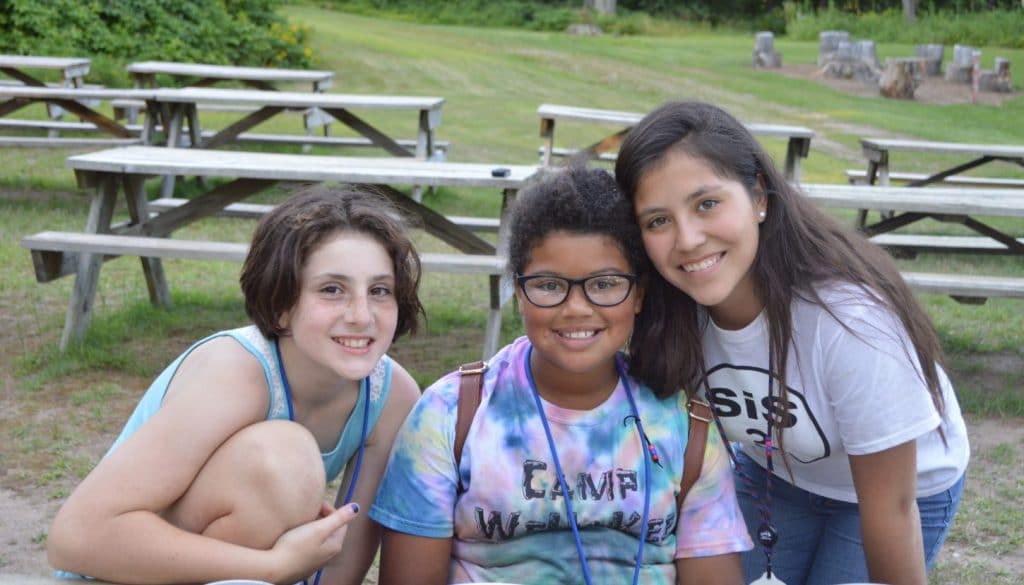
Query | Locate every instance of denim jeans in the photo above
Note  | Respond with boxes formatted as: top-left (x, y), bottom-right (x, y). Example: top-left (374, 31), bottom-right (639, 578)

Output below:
top-left (734, 449), bottom-right (965, 585)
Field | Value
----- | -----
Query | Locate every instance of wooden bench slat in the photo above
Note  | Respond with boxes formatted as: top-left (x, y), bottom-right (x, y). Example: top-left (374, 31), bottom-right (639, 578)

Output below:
top-left (871, 233), bottom-right (1024, 254)
top-left (845, 169), bottom-right (1024, 188)
top-left (0, 119), bottom-right (451, 153)
top-left (0, 136), bottom-right (143, 147)
top-left (146, 197), bottom-right (492, 231)
top-left (21, 231), bottom-right (507, 276)
top-left (800, 183), bottom-right (1024, 218)
top-left (900, 271), bottom-right (1024, 300)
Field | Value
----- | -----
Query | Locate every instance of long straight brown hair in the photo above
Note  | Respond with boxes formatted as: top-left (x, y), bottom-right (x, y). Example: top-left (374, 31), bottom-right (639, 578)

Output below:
top-left (615, 101), bottom-right (948, 448)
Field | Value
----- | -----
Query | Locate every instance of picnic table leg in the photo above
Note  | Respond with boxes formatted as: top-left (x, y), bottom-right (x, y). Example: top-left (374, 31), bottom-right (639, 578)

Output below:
top-left (539, 117), bottom-right (555, 166)
top-left (482, 188), bottom-right (519, 360)
top-left (411, 109), bottom-right (438, 202)
top-left (127, 73), bottom-right (155, 125)
top-left (160, 104), bottom-right (188, 198)
top-left (60, 175), bottom-right (119, 351)
top-left (784, 138), bottom-right (802, 182)
top-left (124, 175), bottom-right (172, 308)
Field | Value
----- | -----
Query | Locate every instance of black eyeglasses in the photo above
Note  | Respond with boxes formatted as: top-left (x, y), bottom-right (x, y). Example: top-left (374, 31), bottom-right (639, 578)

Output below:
top-left (516, 273), bottom-right (638, 308)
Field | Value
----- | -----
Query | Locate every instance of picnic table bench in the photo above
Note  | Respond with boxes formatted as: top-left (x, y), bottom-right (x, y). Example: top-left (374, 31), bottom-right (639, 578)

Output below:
top-left (0, 86), bottom-right (158, 146)
top-left (799, 182), bottom-right (1024, 302)
top-left (800, 183), bottom-right (1024, 257)
top-left (21, 146), bottom-right (541, 358)
top-left (537, 103), bottom-right (815, 181)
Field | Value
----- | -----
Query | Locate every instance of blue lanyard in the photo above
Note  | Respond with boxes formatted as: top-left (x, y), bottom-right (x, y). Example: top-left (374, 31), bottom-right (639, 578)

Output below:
top-left (274, 339), bottom-right (371, 585)
top-left (524, 346), bottom-right (653, 585)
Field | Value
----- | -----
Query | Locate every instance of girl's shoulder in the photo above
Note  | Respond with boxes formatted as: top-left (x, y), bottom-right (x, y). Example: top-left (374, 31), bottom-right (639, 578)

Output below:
top-left (796, 281), bottom-right (901, 332)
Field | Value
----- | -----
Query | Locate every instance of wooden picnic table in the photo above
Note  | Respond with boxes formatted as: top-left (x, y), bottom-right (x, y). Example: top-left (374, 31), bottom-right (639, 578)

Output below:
top-left (122, 60), bottom-right (335, 129)
top-left (146, 86), bottom-right (445, 196)
top-left (856, 138), bottom-right (1024, 228)
top-left (860, 138), bottom-right (1024, 187)
top-left (0, 55), bottom-right (93, 135)
top-left (0, 55), bottom-right (91, 87)
top-left (26, 146), bottom-right (540, 357)
top-left (537, 103), bottom-right (815, 181)
top-left (800, 182), bottom-right (1024, 256)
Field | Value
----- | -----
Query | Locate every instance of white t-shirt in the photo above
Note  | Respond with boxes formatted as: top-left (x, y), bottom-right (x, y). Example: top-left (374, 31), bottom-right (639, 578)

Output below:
top-left (702, 283), bottom-right (969, 503)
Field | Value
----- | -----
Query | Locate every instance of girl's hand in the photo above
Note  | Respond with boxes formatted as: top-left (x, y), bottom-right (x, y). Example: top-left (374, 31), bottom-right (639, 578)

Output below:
top-left (270, 503), bottom-right (360, 583)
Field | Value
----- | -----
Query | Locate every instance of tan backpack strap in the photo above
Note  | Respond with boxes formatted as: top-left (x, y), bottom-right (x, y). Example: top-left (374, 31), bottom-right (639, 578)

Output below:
top-left (455, 361), bottom-right (486, 494)
top-left (677, 397), bottom-right (713, 510)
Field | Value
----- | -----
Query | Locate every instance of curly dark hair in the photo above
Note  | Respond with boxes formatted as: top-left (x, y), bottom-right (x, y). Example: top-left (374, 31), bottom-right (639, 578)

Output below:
top-left (240, 184), bottom-right (424, 341)
top-left (507, 165), bottom-right (650, 279)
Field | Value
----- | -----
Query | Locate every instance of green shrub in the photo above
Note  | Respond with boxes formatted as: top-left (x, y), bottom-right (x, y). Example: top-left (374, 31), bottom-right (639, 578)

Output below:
top-left (0, 0), bottom-right (317, 87)
top-left (785, 6), bottom-right (1024, 48)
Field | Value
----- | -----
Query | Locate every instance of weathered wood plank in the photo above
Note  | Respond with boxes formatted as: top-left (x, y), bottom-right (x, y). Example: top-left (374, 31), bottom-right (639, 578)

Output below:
top-left (0, 137), bottom-right (143, 147)
top-left (861, 138), bottom-right (1024, 159)
top-left (153, 87), bottom-right (445, 111)
top-left (536, 103), bottom-right (815, 139)
top-left (126, 61), bottom-right (334, 85)
top-left (22, 231), bottom-right (507, 275)
top-left (65, 146), bottom-right (539, 189)
top-left (871, 233), bottom-right (1024, 254)
top-left (799, 183), bottom-right (1024, 218)
top-left (845, 169), bottom-right (1024, 188)
top-left (147, 197), bottom-right (497, 232)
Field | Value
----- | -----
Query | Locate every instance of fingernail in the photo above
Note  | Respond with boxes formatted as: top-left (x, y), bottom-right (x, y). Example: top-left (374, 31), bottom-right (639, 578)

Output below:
top-left (350, 503), bottom-right (360, 514)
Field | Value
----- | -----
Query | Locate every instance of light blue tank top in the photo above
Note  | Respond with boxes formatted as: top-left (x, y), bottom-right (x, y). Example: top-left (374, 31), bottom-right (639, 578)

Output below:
top-left (107, 325), bottom-right (393, 482)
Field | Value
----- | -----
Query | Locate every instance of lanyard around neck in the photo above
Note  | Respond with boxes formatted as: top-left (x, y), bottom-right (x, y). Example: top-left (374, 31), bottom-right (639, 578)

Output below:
top-left (274, 339), bottom-right (371, 585)
top-left (523, 345), bottom-right (653, 585)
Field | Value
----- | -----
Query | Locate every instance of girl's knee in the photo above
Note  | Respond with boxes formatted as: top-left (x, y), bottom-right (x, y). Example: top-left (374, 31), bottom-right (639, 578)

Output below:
top-left (229, 420), bottom-right (326, 514)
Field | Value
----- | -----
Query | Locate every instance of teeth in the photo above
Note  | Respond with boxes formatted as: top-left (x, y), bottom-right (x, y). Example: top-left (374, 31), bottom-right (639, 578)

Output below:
top-left (683, 254), bottom-right (721, 272)
top-left (336, 338), bottom-right (370, 348)
top-left (561, 330), bottom-right (596, 339)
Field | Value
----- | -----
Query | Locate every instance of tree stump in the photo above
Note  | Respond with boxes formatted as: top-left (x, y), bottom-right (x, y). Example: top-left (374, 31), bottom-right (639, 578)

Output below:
top-left (753, 31), bottom-right (782, 68)
top-left (946, 44), bottom-right (977, 83)
top-left (818, 30), bottom-right (850, 66)
top-left (915, 44), bottom-right (944, 76)
top-left (880, 58), bottom-right (921, 99)
top-left (979, 57), bottom-right (1012, 92)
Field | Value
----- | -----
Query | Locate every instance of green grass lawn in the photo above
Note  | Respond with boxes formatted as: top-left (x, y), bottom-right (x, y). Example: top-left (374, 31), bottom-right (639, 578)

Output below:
top-left (1, 5), bottom-right (1022, 581)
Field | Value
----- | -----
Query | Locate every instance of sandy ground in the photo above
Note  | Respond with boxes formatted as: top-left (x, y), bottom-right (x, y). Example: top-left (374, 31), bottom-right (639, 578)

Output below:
top-left (2, 417), bottom-right (1020, 581)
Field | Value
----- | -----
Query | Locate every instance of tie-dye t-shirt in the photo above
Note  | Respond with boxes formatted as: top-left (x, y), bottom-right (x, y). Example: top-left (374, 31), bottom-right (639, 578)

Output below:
top-left (371, 337), bottom-right (751, 584)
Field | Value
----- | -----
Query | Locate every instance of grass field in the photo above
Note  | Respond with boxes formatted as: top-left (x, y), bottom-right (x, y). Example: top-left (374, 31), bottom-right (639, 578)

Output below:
top-left (0, 4), bottom-right (1022, 581)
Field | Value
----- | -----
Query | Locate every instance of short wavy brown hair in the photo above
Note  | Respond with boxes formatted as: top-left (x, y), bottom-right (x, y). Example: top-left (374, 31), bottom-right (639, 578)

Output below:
top-left (240, 184), bottom-right (424, 341)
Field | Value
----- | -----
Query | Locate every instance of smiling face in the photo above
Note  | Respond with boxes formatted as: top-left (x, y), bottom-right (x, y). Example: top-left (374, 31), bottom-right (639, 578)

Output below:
top-left (634, 150), bottom-right (767, 330)
top-left (516, 231), bottom-right (642, 403)
top-left (278, 230), bottom-right (399, 385)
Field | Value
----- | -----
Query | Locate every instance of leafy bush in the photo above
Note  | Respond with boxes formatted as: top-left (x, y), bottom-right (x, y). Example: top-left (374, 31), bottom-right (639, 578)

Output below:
top-left (785, 6), bottom-right (1024, 48)
top-left (0, 0), bottom-right (316, 86)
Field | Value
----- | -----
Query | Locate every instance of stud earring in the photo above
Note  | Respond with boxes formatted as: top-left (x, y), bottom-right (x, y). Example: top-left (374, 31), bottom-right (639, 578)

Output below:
top-left (758, 211), bottom-right (767, 219)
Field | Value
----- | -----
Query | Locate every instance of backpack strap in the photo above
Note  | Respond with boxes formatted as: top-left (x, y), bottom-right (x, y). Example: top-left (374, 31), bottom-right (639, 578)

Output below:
top-left (676, 397), bottom-right (713, 511)
top-left (454, 361), bottom-right (487, 494)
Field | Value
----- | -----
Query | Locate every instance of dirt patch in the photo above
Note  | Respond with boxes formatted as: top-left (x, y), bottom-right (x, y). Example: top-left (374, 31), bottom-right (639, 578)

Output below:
top-left (775, 63), bottom-right (1020, 107)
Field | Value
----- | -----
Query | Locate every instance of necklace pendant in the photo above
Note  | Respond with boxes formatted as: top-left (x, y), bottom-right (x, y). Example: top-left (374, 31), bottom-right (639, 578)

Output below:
top-left (757, 522), bottom-right (778, 547)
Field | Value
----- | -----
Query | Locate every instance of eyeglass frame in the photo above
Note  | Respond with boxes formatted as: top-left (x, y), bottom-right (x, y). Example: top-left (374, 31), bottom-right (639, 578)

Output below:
top-left (514, 272), bottom-right (639, 308)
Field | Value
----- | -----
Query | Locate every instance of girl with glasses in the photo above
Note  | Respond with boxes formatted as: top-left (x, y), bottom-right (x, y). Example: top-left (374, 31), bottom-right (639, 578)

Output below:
top-left (616, 101), bottom-right (969, 585)
top-left (48, 186), bottom-right (425, 585)
top-left (370, 166), bottom-right (752, 584)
